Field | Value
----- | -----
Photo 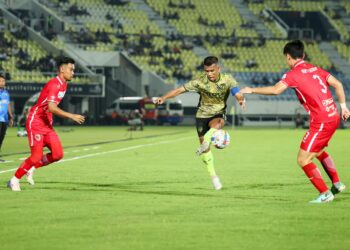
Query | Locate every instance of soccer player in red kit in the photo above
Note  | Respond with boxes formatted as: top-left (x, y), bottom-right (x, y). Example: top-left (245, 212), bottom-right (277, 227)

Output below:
top-left (7, 57), bottom-right (85, 191)
top-left (241, 40), bottom-right (350, 203)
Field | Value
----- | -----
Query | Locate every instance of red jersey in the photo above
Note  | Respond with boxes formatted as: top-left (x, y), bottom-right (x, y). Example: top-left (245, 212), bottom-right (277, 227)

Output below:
top-left (280, 60), bottom-right (339, 123)
top-left (27, 76), bottom-right (67, 133)
top-left (139, 98), bottom-right (157, 120)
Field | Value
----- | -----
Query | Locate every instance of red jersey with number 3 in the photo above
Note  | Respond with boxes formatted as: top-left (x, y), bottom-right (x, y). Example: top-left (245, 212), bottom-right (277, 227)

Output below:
top-left (27, 76), bottom-right (67, 133)
top-left (280, 60), bottom-right (339, 123)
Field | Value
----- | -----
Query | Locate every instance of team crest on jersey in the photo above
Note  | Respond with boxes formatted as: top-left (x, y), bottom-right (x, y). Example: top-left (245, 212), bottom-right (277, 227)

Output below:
top-left (216, 84), bottom-right (225, 91)
top-left (35, 134), bottom-right (41, 141)
top-left (58, 91), bottom-right (66, 99)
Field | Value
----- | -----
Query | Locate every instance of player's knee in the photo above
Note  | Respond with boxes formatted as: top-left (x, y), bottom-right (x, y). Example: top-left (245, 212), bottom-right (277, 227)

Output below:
top-left (209, 118), bottom-right (224, 129)
top-left (52, 150), bottom-right (64, 161)
top-left (28, 154), bottom-right (43, 165)
top-left (297, 157), bottom-right (307, 167)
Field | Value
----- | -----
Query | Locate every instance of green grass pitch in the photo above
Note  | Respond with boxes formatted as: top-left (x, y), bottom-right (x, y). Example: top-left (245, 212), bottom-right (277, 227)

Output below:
top-left (0, 126), bottom-right (350, 250)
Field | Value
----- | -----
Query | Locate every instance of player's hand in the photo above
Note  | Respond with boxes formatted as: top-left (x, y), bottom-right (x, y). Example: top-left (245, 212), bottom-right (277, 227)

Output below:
top-left (239, 98), bottom-right (246, 111)
top-left (341, 107), bottom-right (350, 121)
top-left (153, 97), bottom-right (165, 104)
top-left (9, 118), bottom-right (14, 127)
top-left (71, 114), bottom-right (85, 124)
top-left (240, 87), bottom-right (253, 94)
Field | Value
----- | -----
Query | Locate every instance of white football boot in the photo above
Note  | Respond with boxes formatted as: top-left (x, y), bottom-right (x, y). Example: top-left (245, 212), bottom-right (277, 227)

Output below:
top-left (7, 178), bottom-right (21, 192)
top-left (309, 190), bottom-right (334, 203)
top-left (26, 167), bottom-right (35, 185)
top-left (211, 176), bottom-right (222, 191)
top-left (196, 141), bottom-right (210, 156)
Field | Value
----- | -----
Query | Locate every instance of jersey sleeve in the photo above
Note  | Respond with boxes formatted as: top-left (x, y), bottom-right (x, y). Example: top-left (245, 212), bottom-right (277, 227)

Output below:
top-left (47, 81), bottom-right (61, 104)
top-left (280, 71), bottom-right (297, 88)
top-left (317, 67), bottom-right (331, 84)
top-left (183, 79), bottom-right (200, 92)
top-left (228, 74), bottom-right (239, 88)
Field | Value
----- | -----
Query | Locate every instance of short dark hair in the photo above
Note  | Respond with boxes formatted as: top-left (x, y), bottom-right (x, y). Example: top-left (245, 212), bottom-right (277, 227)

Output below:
top-left (283, 40), bottom-right (304, 59)
top-left (203, 56), bottom-right (219, 66)
top-left (57, 56), bottom-right (75, 69)
top-left (0, 74), bottom-right (5, 80)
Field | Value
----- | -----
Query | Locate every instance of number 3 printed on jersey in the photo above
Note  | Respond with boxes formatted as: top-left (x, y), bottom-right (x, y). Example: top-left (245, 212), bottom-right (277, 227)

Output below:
top-left (313, 75), bottom-right (327, 94)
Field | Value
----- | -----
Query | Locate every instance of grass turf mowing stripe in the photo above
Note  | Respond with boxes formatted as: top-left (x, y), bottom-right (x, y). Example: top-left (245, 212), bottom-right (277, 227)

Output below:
top-left (0, 136), bottom-right (193, 175)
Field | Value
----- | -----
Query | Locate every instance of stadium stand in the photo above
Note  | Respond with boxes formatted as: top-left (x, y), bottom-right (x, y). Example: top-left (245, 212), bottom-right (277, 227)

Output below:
top-left (0, 0), bottom-right (349, 126)
top-left (16, 0), bottom-right (340, 86)
top-left (0, 13), bottom-right (90, 83)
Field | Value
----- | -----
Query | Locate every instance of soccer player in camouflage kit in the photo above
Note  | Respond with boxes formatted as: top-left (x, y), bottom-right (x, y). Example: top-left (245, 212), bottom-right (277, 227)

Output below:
top-left (154, 56), bottom-right (245, 190)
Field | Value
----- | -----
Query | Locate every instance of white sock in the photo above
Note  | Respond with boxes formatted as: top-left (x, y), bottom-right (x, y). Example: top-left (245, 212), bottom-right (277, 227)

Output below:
top-left (11, 176), bottom-right (19, 182)
top-left (27, 167), bottom-right (36, 174)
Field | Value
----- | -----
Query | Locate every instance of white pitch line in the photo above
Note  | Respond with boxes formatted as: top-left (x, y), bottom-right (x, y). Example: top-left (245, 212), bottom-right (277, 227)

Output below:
top-left (16, 146), bottom-right (99, 160)
top-left (0, 136), bottom-right (192, 175)
top-left (0, 161), bottom-right (14, 164)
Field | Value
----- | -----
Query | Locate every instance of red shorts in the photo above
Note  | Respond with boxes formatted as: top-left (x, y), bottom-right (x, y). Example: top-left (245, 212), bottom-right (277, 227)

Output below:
top-left (300, 119), bottom-right (340, 153)
top-left (27, 128), bottom-right (62, 148)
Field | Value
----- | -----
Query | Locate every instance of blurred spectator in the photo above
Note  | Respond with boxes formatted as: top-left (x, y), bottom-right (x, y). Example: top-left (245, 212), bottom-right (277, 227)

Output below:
top-left (241, 38), bottom-right (254, 47)
top-left (245, 58), bottom-right (258, 69)
top-left (257, 34), bottom-right (266, 47)
top-left (105, 0), bottom-right (129, 6)
top-left (221, 49), bottom-right (237, 59)
top-left (106, 12), bottom-right (113, 20)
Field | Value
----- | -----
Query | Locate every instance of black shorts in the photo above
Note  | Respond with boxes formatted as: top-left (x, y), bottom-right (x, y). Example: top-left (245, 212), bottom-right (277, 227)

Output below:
top-left (195, 114), bottom-right (226, 137)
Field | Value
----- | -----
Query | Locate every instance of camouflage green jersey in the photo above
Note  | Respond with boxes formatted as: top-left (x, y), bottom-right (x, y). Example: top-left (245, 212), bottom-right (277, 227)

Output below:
top-left (183, 73), bottom-right (239, 118)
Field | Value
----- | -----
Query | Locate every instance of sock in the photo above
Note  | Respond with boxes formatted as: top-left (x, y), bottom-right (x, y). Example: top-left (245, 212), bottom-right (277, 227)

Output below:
top-left (302, 162), bottom-right (329, 193)
top-left (11, 176), bottom-right (19, 183)
top-left (27, 167), bottom-right (36, 174)
top-left (35, 154), bottom-right (52, 169)
top-left (317, 151), bottom-right (340, 184)
top-left (203, 128), bottom-right (218, 144)
top-left (200, 151), bottom-right (216, 177)
top-left (14, 159), bottom-right (34, 179)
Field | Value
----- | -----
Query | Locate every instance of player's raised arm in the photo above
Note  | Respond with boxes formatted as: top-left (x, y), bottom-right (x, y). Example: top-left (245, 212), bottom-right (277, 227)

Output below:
top-left (153, 86), bottom-right (186, 104)
top-left (327, 75), bottom-right (350, 121)
top-left (48, 101), bottom-right (85, 124)
top-left (240, 81), bottom-right (288, 95)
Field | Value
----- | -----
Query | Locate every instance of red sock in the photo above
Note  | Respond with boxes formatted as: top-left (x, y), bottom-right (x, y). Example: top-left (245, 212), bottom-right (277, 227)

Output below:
top-left (302, 162), bottom-right (328, 193)
top-left (317, 151), bottom-right (340, 183)
top-left (14, 159), bottom-right (34, 179)
top-left (34, 154), bottom-right (50, 169)
top-left (35, 152), bottom-right (62, 168)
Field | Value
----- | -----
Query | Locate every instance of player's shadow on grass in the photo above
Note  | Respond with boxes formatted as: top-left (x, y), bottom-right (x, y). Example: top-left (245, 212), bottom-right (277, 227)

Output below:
top-left (224, 182), bottom-right (306, 190)
top-left (37, 181), bottom-right (216, 198)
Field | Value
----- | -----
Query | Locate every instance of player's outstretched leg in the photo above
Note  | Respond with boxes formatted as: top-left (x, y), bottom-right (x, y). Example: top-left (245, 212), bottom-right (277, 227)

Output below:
top-left (302, 162), bottom-right (333, 203)
top-left (27, 134), bottom-right (64, 185)
top-left (197, 117), bottom-right (224, 155)
top-left (297, 149), bottom-right (333, 203)
top-left (317, 151), bottom-right (346, 194)
top-left (196, 128), bottom-right (218, 155)
top-left (200, 150), bottom-right (222, 190)
top-left (8, 156), bottom-right (40, 192)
